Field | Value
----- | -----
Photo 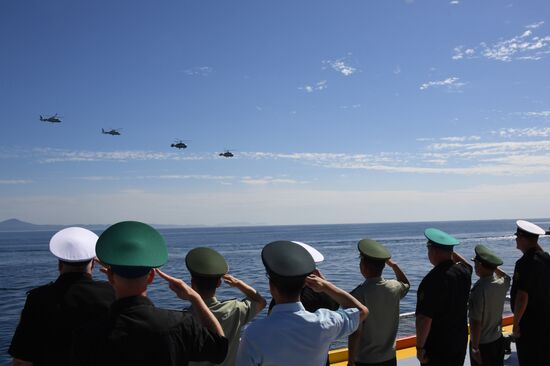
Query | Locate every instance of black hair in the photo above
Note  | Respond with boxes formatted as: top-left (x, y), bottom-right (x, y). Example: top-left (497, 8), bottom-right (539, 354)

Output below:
top-left (361, 255), bottom-right (385, 276)
top-left (59, 259), bottom-right (92, 269)
top-left (192, 275), bottom-right (221, 292)
top-left (268, 272), bottom-right (306, 298)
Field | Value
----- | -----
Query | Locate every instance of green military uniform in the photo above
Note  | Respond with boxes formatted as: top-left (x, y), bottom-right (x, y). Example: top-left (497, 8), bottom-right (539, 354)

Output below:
top-left (186, 247), bottom-right (260, 366)
top-left (468, 245), bottom-right (510, 366)
top-left (351, 239), bottom-right (409, 366)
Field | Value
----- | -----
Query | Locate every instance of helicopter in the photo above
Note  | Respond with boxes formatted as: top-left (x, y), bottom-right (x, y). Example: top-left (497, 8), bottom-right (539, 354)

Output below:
top-left (219, 150), bottom-right (234, 158)
top-left (102, 128), bottom-right (122, 136)
top-left (39, 114), bottom-right (62, 123)
top-left (171, 140), bottom-right (188, 149)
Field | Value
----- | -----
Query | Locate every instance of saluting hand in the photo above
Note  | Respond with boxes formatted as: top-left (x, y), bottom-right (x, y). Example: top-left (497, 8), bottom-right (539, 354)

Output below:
top-left (305, 274), bottom-right (329, 292)
top-left (155, 269), bottom-right (198, 301)
top-left (222, 274), bottom-right (242, 287)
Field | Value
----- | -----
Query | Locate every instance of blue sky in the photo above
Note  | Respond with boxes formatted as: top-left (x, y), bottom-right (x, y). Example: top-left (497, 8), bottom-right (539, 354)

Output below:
top-left (1, 0), bottom-right (549, 225)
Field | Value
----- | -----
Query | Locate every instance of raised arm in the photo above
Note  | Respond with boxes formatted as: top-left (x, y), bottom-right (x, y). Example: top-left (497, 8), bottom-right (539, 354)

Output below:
top-left (155, 269), bottom-right (224, 336)
top-left (223, 274), bottom-right (267, 312)
top-left (305, 274), bottom-right (369, 321)
top-left (386, 259), bottom-right (410, 286)
top-left (451, 251), bottom-right (473, 272)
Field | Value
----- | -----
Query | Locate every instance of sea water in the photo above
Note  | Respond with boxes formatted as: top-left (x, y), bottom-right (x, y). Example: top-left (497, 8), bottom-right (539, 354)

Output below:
top-left (1, 219), bottom-right (548, 364)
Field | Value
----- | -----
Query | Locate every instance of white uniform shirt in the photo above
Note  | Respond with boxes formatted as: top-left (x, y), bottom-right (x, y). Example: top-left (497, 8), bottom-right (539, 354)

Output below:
top-left (235, 302), bottom-right (360, 366)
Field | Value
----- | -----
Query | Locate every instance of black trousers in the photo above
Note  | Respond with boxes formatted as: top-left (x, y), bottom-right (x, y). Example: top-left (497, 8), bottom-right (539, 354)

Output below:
top-left (421, 350), bottom-right (466, 366)
top-left (516, 333), bottom-right (550, 366)
top-left (470, 336), bottom-right (505, 366)
top-left (355, 358), bottom-right (397, 366)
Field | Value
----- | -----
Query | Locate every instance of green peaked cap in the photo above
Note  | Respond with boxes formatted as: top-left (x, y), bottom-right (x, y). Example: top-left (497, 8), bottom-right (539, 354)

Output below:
top-left (186, 247), bottom-right (228, 277)
top-left (262, 240), bottom-right (315, 277)
top-left (474, 244), bottom-right (503, 267)
top-left (424, 228), bottom-right (460, 246)
top-left (96, 221), bottom-right (168, 268)
top-left (358, 238), bottom-right (391, 260)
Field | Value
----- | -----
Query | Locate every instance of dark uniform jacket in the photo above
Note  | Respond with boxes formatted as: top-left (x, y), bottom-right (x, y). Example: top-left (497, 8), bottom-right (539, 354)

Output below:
top-left (511, 248), bottom-right (550, 336)
top-left (72, 296), bottom-right (229, 366)
top-left (416, 260), bottom-right (472, 360)
top-left (9, 272), bottom-right (115, 366)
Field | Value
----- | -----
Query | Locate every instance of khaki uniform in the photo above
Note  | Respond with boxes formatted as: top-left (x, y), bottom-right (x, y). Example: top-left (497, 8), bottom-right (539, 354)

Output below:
top-left (351, 277), bottom-right (409, 364)
top-left (190, 297), bottom-right (259, 366)
top-left (468, 274), bottom-right (510, 344)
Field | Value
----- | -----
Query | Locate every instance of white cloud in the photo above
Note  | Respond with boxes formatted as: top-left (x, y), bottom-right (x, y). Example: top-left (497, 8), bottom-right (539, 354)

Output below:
top-left (524, 111), bottom-right (550, 118)
top-left (526, 21), bottom-right (545, 29)
top-left (183, 66), bottom-right (213, 76)
top-left (450, 1), bottom-right (460, 5)
top-left (240, 176), bottom-right (306, 185)
top-left (494, 127), bottom-right (550, 138)
top-left (323, 58), bottom-right (358, 76)
top-left (440, 135), bottom-right (481, 142)
top-left (419, 77), bottom-right (465, 91)
top-left (299, 80), bottom-right (328, 93)
top-left (453, 23), bottom-right (550, 62)
top-left (33, 148), bottom-right (207, 163)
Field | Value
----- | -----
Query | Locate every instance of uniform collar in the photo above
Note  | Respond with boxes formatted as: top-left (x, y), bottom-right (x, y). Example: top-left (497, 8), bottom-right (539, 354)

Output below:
top-left (55, 271), bottom-right (92, 284)
top-left (204, 297), bottom-right (219, 306)
top-left (365, 276), bottom-right (383, 284)
top-left (110, 295), bottom-right (154, 316)
top-left (271, 302), bottom-right (305, 313)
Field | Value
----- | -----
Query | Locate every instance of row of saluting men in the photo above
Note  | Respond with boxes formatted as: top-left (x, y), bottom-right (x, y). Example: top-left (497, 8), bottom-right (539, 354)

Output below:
top-left (8, 219), bottom-right (550, 366)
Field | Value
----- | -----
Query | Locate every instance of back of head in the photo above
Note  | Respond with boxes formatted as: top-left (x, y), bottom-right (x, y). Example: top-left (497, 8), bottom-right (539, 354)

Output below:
top-left (50, 227), bottom-right (98, 273)
top-left (96, 221), bottom-right (168, 282)
top-left (185, 247), bottom-right (228, 293)
top-left (262, 241), bottom-right (315, 299)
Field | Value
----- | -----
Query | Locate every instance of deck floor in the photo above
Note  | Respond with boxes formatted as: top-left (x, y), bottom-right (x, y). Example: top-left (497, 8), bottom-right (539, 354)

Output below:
top-left (331, 325), bottom-right (517, 366)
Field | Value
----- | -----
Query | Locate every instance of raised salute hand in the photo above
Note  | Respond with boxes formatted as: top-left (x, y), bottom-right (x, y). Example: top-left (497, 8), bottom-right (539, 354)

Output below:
top-left (155, 268), bottom-right (197, 301)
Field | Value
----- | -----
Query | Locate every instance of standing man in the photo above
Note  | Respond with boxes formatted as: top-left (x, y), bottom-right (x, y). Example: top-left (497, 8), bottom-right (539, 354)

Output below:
top-left (268, 241), bottom-right (339, 313)
top-left (9, 227), bottom-right (115, 366)
top-left (468, 244), bottom-right (510, 366)
top-left (348, 239), bottom-right (410, 366)
top-left (511, 220), bottom-right (550, 366)
top-left (236, 240), bottom-right (369, 366)
top-left (72, 221), bottom-right (228, 366)
top-left (186, 247), bottom-right (266, 366)
top-left (415, 228), bottom-right (472, 366)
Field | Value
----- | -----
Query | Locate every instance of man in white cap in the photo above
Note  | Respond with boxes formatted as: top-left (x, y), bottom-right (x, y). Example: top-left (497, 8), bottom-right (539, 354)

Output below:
top-left (511, 220), bottom-right (550, 366)
top-left (8, 227), bottom-right (115, 366)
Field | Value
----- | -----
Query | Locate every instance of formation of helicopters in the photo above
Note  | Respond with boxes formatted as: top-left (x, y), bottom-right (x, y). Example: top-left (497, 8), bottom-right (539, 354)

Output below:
top-left (39, 115), bottom-right (234, 157)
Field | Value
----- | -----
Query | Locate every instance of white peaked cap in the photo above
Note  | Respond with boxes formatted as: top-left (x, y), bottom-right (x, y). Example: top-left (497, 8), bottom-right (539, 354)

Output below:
top-left (49, 227), bottom-right (98, 262)
top-left (516, 220), bottom-right (546, 236)
top-left (291, 241), bottom-right (324, 263)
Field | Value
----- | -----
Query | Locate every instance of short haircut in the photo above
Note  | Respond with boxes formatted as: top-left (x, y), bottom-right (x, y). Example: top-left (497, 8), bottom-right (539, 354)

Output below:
top-left (192, 275), bottom-right (221, 292)
top-left (59, 259), bottom-right (92, 269)
top-left (269, 272), bottom-right (306, 298)
top-left (361, 255), bottom-right (385, 276)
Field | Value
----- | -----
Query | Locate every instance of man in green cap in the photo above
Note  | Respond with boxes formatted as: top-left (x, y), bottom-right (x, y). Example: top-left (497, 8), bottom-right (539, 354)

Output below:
top-left (468, 244), bottom-right (510, 366)
top-left (185, 247), bottom-right (266, 366)
top-left (236, 240), bottom-right (369, 366)
top-left (348, 238), bottom-right (410, 366)
top-left (415, 228), bottom-right (472, 366)
top-left (71, 221), bottom-right (229, 366)
top-left (511, 220), bottom-right (550, 366)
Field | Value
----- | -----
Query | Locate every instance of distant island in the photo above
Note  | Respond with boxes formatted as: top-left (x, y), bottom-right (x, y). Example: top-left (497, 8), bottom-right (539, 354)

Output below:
top-left (0, 219), bottom-right (108, 232)
top-left (0, 218), bottom-right (265, 232)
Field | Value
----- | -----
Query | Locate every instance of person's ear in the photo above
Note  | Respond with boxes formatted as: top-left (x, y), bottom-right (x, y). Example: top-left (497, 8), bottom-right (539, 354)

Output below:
top-left (146, 269), bottom-right (155, 285)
